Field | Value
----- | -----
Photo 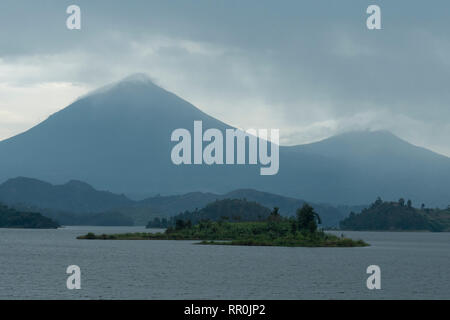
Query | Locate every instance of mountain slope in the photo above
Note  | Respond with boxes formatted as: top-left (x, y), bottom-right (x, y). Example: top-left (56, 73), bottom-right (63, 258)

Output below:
top-left (0, 74), bottom-right (449, 206)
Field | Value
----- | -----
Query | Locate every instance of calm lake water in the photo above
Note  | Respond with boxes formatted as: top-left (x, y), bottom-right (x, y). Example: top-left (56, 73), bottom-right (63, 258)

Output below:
top-left (0, 226), bottom-right (449, 300)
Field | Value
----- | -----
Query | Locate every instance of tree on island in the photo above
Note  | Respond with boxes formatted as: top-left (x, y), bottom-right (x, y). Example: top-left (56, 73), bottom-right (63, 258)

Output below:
top-left (407, 200), bottom-right (412, 208)
top-left (268, 207), bottom-right (282, 222)
top-left (374, 197), bottom-right (383, 206)
top-left (296, 204), bottom-right (322, 233)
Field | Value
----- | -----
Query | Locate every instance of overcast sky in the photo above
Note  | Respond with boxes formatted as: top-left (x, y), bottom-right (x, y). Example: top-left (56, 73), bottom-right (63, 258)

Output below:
top-left (1, 0), bottom-right (450, 156)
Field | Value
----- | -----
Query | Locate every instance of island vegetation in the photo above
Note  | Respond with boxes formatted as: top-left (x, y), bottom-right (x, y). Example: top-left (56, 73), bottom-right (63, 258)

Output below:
top-left (78, 202), bottom-right (368, 247)
top-left (0, 203), bottom-right (60, 229)
top-left (340, 197), bottom-right (450, 232)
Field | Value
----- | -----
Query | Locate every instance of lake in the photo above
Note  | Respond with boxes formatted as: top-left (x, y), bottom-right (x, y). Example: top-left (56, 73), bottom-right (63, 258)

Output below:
top-left (0, 226), bottom-right (449, 299)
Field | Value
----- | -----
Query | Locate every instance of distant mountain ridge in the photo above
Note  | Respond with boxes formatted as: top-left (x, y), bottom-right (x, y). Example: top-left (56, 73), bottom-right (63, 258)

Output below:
top-left (0, 177), bottom-right (132, 213)
top-left (0, 74), bottom-right (449, 206)
top-left (0, 177), bottom-right (351, 227)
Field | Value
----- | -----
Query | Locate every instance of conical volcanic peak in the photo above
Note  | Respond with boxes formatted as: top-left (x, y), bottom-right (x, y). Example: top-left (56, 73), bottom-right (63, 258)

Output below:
top-left (77, 73), bottom-right (165, 104)
top-left (69, 74), bottom-right (225, 126)
top-left (105, 73), bottom-right (162, 93)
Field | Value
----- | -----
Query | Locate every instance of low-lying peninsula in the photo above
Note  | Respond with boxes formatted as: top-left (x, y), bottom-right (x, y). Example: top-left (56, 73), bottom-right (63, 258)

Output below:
top-left (340, 198), bottom-right (450, 232)
top-left (0, 203), bottom-right (60, 229)
top-left (78, 204), bottom-right (368, 247)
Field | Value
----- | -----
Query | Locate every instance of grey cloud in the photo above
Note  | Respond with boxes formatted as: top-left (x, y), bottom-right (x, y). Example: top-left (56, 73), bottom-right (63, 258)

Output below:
top-left (0, 0), bottom-right (449, 155)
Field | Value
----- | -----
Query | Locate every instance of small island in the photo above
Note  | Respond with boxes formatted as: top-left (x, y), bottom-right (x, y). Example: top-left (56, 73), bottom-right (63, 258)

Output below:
top-left (0, 203), bottom-right (60, 229)
top-left (78, 202), bottom-right (368, 247)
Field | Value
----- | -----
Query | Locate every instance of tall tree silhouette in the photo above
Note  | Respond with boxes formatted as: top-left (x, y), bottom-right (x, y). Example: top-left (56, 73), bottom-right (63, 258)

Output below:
top-left (296, 204), bottom-right (322, 233)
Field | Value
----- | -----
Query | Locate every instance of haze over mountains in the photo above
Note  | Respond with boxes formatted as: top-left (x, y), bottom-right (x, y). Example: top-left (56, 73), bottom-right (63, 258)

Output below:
top-left (0, 74), bottom-right (449, 207)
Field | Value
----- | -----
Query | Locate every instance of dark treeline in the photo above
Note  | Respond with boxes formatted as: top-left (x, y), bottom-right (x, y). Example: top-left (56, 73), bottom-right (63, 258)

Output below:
top-left (146, 198), bottom-right (272, 228)
top-left (165, 204), bottom-right (323, 235)
top-left (0, 203), bottom-right (60, 229)
top-left (11, 204), bottom-right (134, 226)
